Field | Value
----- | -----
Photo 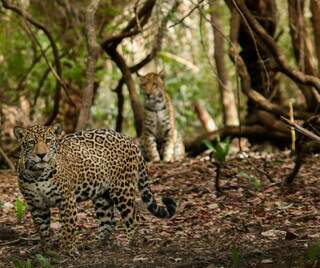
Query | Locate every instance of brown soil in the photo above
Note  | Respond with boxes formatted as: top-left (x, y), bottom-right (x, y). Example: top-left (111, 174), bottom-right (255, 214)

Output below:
top-left (1, 151), bottom-right (320, 268)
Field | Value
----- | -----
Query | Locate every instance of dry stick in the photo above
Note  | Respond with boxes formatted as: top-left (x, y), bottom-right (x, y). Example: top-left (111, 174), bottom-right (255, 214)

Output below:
top-left (281, 116), bottom-right (320, 143)
top-left (0, 146), bottom-right (15, 171)
top-left (76, 0), bottom-right (101, 131)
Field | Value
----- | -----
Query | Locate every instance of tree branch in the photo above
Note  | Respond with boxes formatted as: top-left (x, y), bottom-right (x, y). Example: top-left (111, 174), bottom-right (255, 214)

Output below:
top-left (0, 0), bottom-right (75, 125)
top-left (101, 0), bottom-right (156, 49)
top-left (233, 0), bottom-right (320, 91)
top-left (229, 45), bottom-right (311, 120)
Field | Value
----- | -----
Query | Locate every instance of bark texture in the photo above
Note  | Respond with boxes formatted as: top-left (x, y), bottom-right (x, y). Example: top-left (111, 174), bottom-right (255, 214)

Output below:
top-left (76, 0), bottom-right (100, 130)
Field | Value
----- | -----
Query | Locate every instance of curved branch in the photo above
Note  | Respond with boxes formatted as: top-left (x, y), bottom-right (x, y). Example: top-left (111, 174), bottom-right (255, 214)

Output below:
top-left (233, 0), bottom-right (320, 91)
top-left (229, 45), bottom-right (311, 120)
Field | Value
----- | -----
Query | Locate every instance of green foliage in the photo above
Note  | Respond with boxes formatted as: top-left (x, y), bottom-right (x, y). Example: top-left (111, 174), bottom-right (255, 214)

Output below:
top-left (307, 241), bottom-right (320, 262)
top-left (230, 245), bottom-right (241, 268)
top-left (36, 254), bottom-right (52, 268)
top-left (239, 172), bottom-right (261, 191)
top-left (15, 197), bottom-right (27, 223)
top-left (12, 258), bottom-right (33, 268)
top-left (204, 137), bottom-right (231, 163)
top-left (12, 255), bottom-right (52, 268)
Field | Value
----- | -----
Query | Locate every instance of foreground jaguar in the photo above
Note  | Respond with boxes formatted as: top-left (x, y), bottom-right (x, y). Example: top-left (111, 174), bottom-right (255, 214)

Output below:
top-left (14, 124), bottom-right (176, 255)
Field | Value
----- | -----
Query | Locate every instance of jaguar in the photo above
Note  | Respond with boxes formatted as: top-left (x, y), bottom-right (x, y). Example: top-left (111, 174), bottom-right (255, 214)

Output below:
top-left (14, 124), bottom-right (176, 255)
top-left (139, 72), bottom-right (185, 162)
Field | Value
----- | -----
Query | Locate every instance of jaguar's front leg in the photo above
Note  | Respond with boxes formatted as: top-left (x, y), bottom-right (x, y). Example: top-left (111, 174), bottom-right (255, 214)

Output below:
top-left (163, 135), bottom-right (175, 162)
top-left (59, 195), bottom-right (79, 257)
top-left (143, 134), bottom-right (161, 162)
top-left (29, 204), bottom-right (51, 250)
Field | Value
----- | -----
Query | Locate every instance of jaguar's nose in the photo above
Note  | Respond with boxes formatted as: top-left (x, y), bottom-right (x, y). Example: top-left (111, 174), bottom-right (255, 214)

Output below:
top-left (37, 153), bottom-right (46, 159)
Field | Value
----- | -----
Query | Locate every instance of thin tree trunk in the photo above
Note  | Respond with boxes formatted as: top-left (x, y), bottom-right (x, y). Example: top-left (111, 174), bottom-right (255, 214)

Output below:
top-left (210, 0), bottom-right (239, 126)
top-left (76, 0), bottom-right (100, 130)
top-left (310, 0), bottom-right (320, 74)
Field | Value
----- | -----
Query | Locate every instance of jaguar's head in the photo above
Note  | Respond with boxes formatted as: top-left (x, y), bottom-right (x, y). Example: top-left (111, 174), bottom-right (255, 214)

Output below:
top-left (139, 72), bottom-right (166, 111)
top-left (14, 124), bottom-right (62, 170)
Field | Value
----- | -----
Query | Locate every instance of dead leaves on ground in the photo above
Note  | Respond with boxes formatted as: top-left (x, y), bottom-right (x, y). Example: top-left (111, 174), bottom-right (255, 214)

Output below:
top-left (0, 151), bottom-right (320, 267)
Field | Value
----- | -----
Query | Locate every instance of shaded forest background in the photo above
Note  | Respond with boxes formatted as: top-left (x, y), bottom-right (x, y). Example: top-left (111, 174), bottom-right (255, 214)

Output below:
top-left (1, 0), bottom-right (320, 166)
top-left (2, 1), bottom-right (320, 267)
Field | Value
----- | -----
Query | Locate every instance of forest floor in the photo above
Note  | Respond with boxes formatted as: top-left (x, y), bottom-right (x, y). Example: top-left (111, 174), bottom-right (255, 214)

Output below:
top-left (1, 149), bottom-right (320, 268)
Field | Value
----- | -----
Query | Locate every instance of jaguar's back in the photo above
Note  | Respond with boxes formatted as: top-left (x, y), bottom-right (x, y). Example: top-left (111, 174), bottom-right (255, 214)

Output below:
top-left (56, 129), bottom-right (140, 185)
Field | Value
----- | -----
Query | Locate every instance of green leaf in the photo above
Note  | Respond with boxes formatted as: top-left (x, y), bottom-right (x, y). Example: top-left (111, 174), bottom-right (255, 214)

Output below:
top-left (206, 137), bottom-right (231, 163)
top-left (15, 197), bottom-right (27, 223)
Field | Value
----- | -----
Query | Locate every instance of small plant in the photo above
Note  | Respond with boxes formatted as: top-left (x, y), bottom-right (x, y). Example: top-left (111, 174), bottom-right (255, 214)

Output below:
top-left (36, 254), bottom-right (52, 268)
top-left (230, 244), bottom-right (241, 268)
top-left (239, 172), bottom-right (262, 191)
top-left (307, 241), bottom-right (320, 263)
top-left (204, 137), bottom-right (231, 164)
top-left (12, 255), bottom-right (52, 268)
top-left (12, 258), bottom-right (33, 268)
top-left (204, 137), bottom-right (231, 192)
top-left (15, 197), bottom-right (27, 223)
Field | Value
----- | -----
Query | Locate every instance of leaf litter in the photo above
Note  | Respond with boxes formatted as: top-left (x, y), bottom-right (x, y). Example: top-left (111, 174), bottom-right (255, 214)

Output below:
top-left (0, 150), bottom-right (320, 267)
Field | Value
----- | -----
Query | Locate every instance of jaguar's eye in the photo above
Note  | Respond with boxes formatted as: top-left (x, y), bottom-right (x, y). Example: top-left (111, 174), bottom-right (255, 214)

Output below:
top-left (27, 140), bottom-right (35, 146)
top-left (45, 138), bottom-right (52, 143)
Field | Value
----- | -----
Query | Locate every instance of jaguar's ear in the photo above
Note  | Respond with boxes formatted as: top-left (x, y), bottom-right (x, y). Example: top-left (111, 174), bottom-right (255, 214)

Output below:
top-left (14, 126), bottom-right (26, 141)
top-left (136, 71), bottom-right (143, 78)
top-left (51, 123), bottom-right (62, 136)
top-left (158, 69), bottom-right (165, 80)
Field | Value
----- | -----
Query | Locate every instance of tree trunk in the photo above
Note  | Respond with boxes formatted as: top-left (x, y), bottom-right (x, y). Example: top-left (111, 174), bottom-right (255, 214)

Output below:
top-left (76, 0), bottom-right (100, 130)
top-left (310, 0), bottom-right (320, 74)
top-left (237, 0), bottom-right (282, 121)
top-left (288, 0), bottom-right (319, 111)
top-left (210, 0), bottom-right (239, 126)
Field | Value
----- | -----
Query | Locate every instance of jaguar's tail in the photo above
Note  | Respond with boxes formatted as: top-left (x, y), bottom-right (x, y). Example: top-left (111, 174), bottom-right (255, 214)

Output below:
top-left (138, 155), bottom-right (176, 218)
